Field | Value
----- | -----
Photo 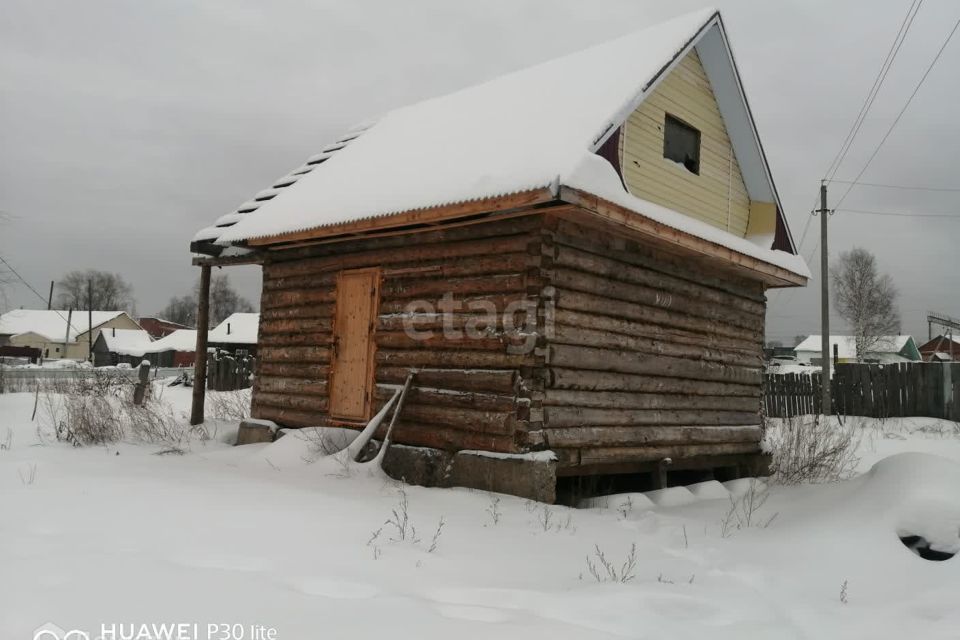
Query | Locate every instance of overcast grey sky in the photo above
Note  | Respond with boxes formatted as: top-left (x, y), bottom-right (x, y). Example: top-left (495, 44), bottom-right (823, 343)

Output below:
top-left (1, 0), bottom-right (958, 342)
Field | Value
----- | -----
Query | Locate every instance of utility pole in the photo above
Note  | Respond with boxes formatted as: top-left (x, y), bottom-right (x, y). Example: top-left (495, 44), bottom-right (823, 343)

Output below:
top-left (62, 307), bottom-right (73, 361)
top-left (818, 181), bottom-right (831, 415)
top-left (47, 280), bottom-right (54, 310)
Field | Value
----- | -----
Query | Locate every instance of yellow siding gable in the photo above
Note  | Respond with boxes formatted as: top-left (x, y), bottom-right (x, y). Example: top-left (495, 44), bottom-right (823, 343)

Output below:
top-left (619, 49), bottom-right (751, 236)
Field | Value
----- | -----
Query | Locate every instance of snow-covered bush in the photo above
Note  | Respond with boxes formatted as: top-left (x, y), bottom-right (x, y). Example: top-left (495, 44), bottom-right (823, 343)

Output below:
top-left (208, 388), bottom-right (251, 422)
top-left (40, 377), bottom-right (189, 447)
top-left (765, 414), bottom-right (861, 484)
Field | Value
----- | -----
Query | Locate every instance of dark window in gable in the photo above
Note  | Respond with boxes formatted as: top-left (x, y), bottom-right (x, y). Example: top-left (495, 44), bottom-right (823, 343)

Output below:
top-left (663, 114), bottom-right (700, 175)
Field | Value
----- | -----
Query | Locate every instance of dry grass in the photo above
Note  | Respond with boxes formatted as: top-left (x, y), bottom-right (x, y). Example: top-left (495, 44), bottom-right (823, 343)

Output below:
top-left (765, 414), bottom-right (861, 484)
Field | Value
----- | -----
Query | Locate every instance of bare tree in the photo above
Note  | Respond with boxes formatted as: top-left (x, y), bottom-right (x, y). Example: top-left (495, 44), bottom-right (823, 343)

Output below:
top-left (831, 247), bottom-right (900, 362)
top-left (159, 294), bottom-right (197, 327)
top-left (194, 274), bottom-right (253, 327)
top-left (56, 269), bottom-right (135, 312)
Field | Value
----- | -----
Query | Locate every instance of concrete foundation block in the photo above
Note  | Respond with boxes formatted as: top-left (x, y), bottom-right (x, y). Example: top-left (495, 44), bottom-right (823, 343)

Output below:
top-left (235, 420), bottom-right (277, 445)
top-left (382, 444), bottom-right (557, 503)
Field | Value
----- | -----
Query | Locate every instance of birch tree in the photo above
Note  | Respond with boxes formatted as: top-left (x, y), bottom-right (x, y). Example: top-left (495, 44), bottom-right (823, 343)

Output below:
top-left (830, 247), bottom-right (900, 362)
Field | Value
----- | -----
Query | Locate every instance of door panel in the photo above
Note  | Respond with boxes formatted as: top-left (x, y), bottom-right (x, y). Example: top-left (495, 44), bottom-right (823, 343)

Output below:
top-left (329, 268), bottom-right (380, 420)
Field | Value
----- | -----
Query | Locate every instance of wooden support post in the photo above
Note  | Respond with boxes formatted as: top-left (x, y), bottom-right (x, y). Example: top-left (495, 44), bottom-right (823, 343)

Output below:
top-left (87, 280), bottom-right (93, 364)
top-left (190, 264), bottom-right (211, 426)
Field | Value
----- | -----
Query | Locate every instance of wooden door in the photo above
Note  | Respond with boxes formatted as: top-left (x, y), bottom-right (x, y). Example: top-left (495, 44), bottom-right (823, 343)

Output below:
top-left (329, 267), bottom-right (380, 421)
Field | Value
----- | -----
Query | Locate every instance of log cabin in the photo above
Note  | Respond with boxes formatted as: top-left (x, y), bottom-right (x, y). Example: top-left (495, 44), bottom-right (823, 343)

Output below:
top-left (189, 9), bottom-right (809, 502)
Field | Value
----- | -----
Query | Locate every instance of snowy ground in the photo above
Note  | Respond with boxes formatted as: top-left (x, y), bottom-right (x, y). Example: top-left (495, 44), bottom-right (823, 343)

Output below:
top-left (1, 383), bottom-right (959, 639)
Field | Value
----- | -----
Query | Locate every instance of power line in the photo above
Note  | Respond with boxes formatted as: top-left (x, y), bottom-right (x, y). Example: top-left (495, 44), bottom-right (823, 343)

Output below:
top-left (823, 0), bottom-right (923, 181)
top-left (836, 207), bottom-right (960, 218)
top-left (835, 14), bottom-right (960, 208)
top-left (827, 179), bottom-right (960, 193)
top-left (0, 254), bottom-right (84, 336)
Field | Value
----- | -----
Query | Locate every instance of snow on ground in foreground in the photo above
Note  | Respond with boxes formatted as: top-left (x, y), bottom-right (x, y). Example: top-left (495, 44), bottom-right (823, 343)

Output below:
top-left (1, 387), bottom-right (959, 639)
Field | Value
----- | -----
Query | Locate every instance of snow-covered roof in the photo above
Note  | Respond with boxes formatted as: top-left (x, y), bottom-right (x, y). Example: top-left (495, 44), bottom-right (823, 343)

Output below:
top-left (0, 309), bottom-right (129, 342)
top-left (99, 329), bottom-right (154, 356)
top-left (795, 335), bottom-right (915, 358)
top-left (208, 313), bottom-right (259, 345)
top-left (192, 9), bottom-right (807, 279)
top-left (144, 329), bottom-right (198, 353)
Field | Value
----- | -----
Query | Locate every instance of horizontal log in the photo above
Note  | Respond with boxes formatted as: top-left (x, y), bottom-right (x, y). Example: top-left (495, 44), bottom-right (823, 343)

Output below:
top-left (260, 304), bottom-right (334, 321)
top-left (553, 289), bottom-right (759, 342)
top-left (543, 406), bottom-right (760, 428)
top-left (552, 267), bottom-right (763, 332)
top-left (259, 332), bottom-right (332, 347)
top-left (545, 425), bottom-right (761, 448)
top-left (548, 367), bottom-right (759, 397)
top-left (551, 323), bottom-right (760, 368)
top-left (376, 331), bottom-right (535, 352)
top-left (377, 402), bottom-right (518, 436)
top-left (381, 273), bottom-right (527, 301)
top-left (259, 346), bottom-right (331, 364)
top-left (378, 313), bottom-right (524, 334)
top-left (388, 423), bottom-right (516, 453)
top-left (553, 309), bottom-right (759, 355)
top-left (266, 233), bottom-right (535, 279)
top-left (256, 392), bottom-right (328, 412)
top-left (553, 244), bottom-right (765, 316)
top-left (550, 217), bottom-right (765, 301)
top-left (377, 366), bottom-right (517, 394)
top-left (576, 442), bottom-right (761, 466)
top-left (542, 389), bottom-right (758, 412)
top-left (258, 377), bottom-right (328, 396)
top-left (260, 317), bottom-right (333, 335)
top-left (548, 344), bottom-right (761, 385)
top-left (374, 386), bottom-right (516, 412)
top-left (376, 348), bottom-right (533, 369)
top-left (261, 288), bottom-right (335, 310)
top-left (262, 271), bottom-right (336, 292)
top-left (252, 405), bottom-right (329, 428)
top-left (379, 292), bottom-right (535, 315)
top-left (258, 362), bottom-right (330, 379)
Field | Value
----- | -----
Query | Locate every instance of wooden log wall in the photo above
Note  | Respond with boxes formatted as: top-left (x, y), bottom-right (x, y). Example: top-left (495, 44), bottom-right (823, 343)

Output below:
top-left (537, 213), bottom-right (767, 470)
top-left (251, 214), bottom-right (553, 453)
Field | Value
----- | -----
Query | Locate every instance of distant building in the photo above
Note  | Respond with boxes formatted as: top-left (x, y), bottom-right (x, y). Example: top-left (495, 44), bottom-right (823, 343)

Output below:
top-left (92, 328), bottom-right (154, 367)
top-left (795, 335), bottom-right (921, 365)
top-left (917, 335), bottom-right (960, 362)
top-left (208, 313), bottom-right (259, 355)
top-left (0, 309), bottom-right (141, 360)
top-left (138, 317), bottom-right (192, 339)
top-left (143, 329), bottom-right (198, 367)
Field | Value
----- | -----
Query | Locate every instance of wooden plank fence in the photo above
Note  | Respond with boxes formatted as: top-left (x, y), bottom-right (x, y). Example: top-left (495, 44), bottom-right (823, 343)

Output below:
top-left (764, 362), bottom-right (960, 420)
top-left (207, 350), bottom-right (255, 392)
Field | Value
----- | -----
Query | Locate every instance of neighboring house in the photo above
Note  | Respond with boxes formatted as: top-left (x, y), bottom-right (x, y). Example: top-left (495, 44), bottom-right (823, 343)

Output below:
top-left (92, 328), bottom-right (154, 367)
top-left (795, 335), bottom-right (922, 365)
top-left (917, 334), bottom-right (960, 362)
top-left (143, 329), bottom-right (198, 367)
top-left (138, 317), bottom-right (192, 339)
top-left (0, 309), bottom-right (141, 360)
top-left (208, 313), bottom-right (259, 355)
top-left (188, 10), bottom-right (809, 501)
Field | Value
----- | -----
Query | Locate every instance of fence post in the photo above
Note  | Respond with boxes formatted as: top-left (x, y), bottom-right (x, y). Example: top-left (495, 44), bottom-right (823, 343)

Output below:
top-left (133, 361), bottom-right (150, 406)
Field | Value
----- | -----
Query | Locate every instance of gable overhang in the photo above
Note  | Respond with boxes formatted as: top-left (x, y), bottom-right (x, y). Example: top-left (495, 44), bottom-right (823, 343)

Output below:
top-left (590, 12), bottom-right (797, 255)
